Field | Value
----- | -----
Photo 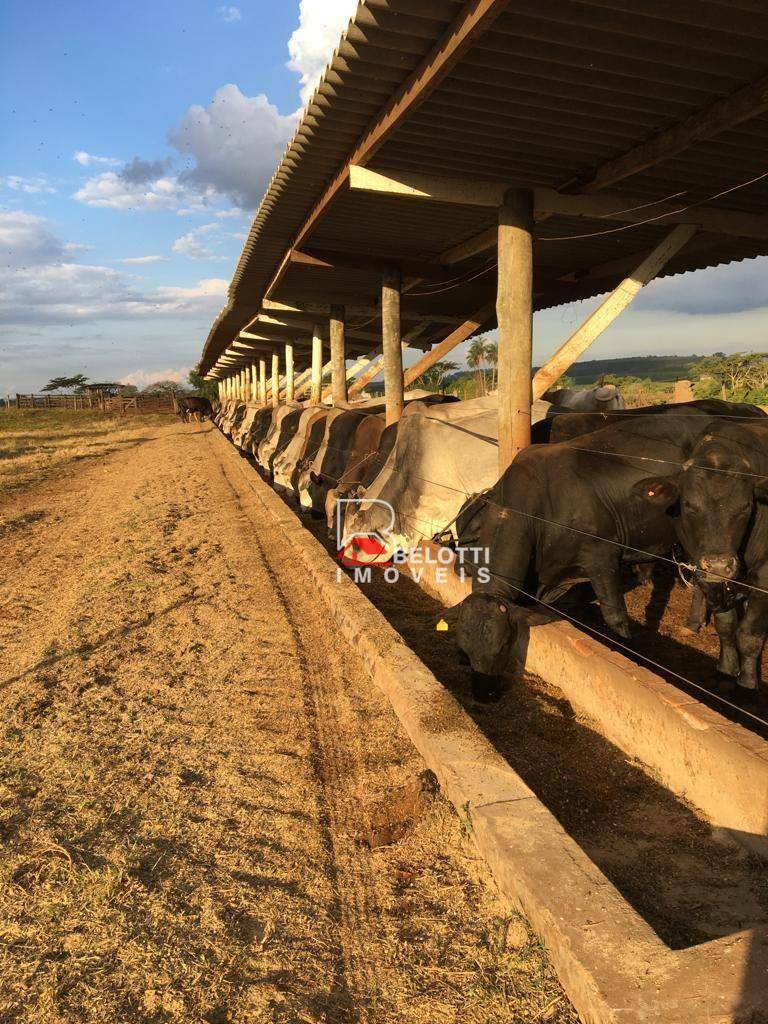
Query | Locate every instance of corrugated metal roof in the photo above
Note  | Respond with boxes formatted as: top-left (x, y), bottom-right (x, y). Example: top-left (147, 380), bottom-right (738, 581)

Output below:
top-left (201, 0), bottom-right (768, 376)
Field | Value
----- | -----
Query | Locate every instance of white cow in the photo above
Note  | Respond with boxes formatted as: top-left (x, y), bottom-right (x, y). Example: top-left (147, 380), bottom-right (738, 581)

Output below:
top-left (343, 395), bottom-right (552, 555)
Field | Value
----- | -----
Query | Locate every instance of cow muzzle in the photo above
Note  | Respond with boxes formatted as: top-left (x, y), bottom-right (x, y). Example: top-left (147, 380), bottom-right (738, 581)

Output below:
top-left (697, 554), bottom-right (740, 582)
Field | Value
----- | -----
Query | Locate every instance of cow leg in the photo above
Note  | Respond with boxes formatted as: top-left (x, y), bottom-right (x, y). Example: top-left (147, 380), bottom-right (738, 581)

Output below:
top-left (736, 592), bottom-right (768, 693)
top-left (589, 563), bottom-right (631, 639)
top-left (712, 607), bottom-right (740, 678)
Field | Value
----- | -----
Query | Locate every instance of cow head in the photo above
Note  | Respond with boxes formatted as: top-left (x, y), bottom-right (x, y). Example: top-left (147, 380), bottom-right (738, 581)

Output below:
top-left (441, 593), bottom-right (553, 702)
top-left (635, 444), bottom-right (768, 600)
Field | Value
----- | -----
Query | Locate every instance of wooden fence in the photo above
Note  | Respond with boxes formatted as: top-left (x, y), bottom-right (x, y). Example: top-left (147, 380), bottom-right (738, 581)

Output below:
top-left (15, 394), bottom-right (176, 414)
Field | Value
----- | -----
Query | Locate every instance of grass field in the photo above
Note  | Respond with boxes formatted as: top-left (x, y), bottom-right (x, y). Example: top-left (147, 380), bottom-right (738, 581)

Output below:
top-left (0, 409), bottom-right (175, 497)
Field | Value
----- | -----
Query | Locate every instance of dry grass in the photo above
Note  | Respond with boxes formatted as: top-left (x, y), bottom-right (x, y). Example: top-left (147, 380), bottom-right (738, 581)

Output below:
top-left (0, 409), bottom-right (174, 496)
top-left (0, 417), bottom-right (576, 1024)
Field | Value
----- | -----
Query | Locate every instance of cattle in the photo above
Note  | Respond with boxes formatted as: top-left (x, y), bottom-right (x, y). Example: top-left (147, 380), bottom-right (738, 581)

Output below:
top-left (256, 404), bottom-right (303, 470)
top-left (297, 392), bottom-right (460, 517)
top-left (243, 406), bottom-right (278, 457)
top-left (443, 405), bottom-right (766, 701)
top-left (546, 397), bottom-right (765, 446)
top-left (636, 419), bottom-right (768, 695)
top-left (178, 396), bottom-right (213, 422)
top-left (324, 413), bottom-right (387, 529)
top-left (272, 407), bottom-right (331, 495)
top-left (342, 395), bottom-right (553, 557)
top-left (258, 406), bottom-right (305, 474)
top-left (217, 400), bottom-right (246, 438)
top-left (542, 383), bottom-right (625, 412)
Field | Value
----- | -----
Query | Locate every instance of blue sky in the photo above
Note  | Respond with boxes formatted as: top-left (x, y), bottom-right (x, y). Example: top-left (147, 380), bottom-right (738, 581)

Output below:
top-left (1, 0), bottom-right (767, 394)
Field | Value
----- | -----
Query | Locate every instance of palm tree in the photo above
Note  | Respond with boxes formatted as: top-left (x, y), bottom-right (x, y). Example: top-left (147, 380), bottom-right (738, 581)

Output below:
top-left (467, 337), bottom-right (488, 395)
top-left (484, 340), bottom-right (498, 391)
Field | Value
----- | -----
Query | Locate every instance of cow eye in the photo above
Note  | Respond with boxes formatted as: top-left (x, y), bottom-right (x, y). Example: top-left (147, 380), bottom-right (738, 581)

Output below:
top-left (498, 603), bottom-right (507, 614)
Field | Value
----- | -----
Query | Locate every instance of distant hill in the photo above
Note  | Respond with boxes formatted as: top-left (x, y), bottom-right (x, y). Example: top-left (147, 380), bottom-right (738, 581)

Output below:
top-left (372, 355), bottom-right (716, 397)
top-left (539, 354), bottom-right (704, 384)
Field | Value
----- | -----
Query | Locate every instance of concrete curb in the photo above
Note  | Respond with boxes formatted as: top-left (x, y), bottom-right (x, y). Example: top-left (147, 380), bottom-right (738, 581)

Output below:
top-left (220, 433), bottom-right (768, 1024)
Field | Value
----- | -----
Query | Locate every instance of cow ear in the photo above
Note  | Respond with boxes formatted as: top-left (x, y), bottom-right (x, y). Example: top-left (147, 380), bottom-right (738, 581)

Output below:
top-left (633, 476), bottom-right (679, 507)
top-left (507, 605), bottom-right (557, 627)
top-left (434, 603), bottom-right (462, 629)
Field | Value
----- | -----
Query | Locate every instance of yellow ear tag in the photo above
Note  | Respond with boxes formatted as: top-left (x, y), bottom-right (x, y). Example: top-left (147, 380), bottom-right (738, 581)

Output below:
top-left (436, 619), bottom-right (449, 632)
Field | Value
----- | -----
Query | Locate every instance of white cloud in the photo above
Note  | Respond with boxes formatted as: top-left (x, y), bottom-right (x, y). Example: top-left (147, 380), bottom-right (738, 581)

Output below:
top-left (1, 175), bottom-right (56, 195)
top-left (2, 262), bottom-right (228, 325)
top-left (74, 151), bottom-right (121, 167)
top-left (169, 84), bottom-right (297, 209)
top-left (287, 0), bottom-right (358, 107)
top-left (0, 210), bottom-right (66, 266)
top-left (218, 5), bottom-right (241, 22)
top-left (172, 222), bottom-right (225, 260)
top-left (0, 208), bottom-right (227, 325)
top-left (120, 366), bottom-right (191, 389)
top-left (119, 255), bottom-right (169, 264)
top-left (215, 207), bottom-right (244, 218)
top-left (74, 171), bottom-right (194, 211)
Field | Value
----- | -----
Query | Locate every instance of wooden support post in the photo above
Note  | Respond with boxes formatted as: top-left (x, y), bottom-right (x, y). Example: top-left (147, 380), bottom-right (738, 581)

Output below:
top-left (271, 352), bottom-right (280, 407)
top-left (243, 366), bottom-right (251, 403)
top-left (497, 189), bottom-right (534, 473)
top-left (532, 224), bottom-right (698, 400)
top-left (322, 354), bottom-right (371, 401)
top-left (403, 305), bottom-right (495, 388)
top-left (259, 359), bottom-right (267, 405)
top-left (310, 324), bottom-right (323, 406)
top-left (284, 343), bottom-right (295, 401)
top-left (251, 362), bottom-right (258, 401)
top-left (382, 266), bottom-right (404, 425)
top-left (330, 304), bottom-right (348, 405)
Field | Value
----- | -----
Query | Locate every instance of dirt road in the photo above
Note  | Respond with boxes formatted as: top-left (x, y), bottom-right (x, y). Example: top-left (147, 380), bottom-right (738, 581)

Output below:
top-left (0, 415), bottom-right (575, 1024)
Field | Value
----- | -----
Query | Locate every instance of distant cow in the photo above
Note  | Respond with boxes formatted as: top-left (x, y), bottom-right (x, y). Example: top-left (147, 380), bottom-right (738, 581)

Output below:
top-left (178, 396), bottom-right (213, 422)
top-left (542, 383), bottom-right (625, 413)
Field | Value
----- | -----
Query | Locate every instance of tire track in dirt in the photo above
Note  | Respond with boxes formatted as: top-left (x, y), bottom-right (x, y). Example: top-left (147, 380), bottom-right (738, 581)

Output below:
top-left (207, 430), bottom-right (392, 1022)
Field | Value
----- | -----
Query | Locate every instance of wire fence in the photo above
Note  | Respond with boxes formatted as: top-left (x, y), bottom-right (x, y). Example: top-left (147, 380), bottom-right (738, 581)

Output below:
top-left (221, 400), bottom-right (768, 726)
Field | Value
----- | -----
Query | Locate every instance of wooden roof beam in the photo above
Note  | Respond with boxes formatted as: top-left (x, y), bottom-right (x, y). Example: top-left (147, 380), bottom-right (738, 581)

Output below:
top-left (263, 0), bottom-right (511, 301)
top-left (348, 166), bottom-right (768, 240)
top-left (563, 71), bottom-right (768, 194)
top-left (290, 246), bottom-right (449, 281)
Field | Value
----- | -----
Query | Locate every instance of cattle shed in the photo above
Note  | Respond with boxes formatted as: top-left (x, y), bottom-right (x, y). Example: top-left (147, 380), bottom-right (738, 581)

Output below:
top-left (201, 0), bottom-right (768, 467)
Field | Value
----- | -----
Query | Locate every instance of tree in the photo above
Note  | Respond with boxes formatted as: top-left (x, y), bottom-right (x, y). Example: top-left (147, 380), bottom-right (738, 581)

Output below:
top-left (41, 374), bottom-right (89, 393)
top-left (142, 379), bottom-right (188, 396)
top-left (467, 336), bottom-right (488, 395)
top-left (188, 369), bottom-right (219, 402)
top-left (484, 341), bottom-right (498, 390)
top-left (413, 360), bottom-right (459, 394)
top-left (692, 353), bottom-right (767, 401)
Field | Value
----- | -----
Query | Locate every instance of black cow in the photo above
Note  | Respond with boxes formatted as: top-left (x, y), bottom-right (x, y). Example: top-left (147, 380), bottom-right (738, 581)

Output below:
top-left (446, 405), bottom-right (766, 701)
top-left (178, 396), bottom-right (213, 422)
top-left (638, 419), bottom-right (768, 695)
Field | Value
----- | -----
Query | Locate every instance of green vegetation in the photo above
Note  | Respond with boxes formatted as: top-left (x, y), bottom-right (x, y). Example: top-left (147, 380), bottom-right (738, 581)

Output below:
top-left (188, 369), bottom-right (227, 402)
top-left (691, 352), bottom-right (768, 405)
top-left (41, 374), bottom-right (89, 393)
top-left (413, 360), bottom-right (459, 393)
